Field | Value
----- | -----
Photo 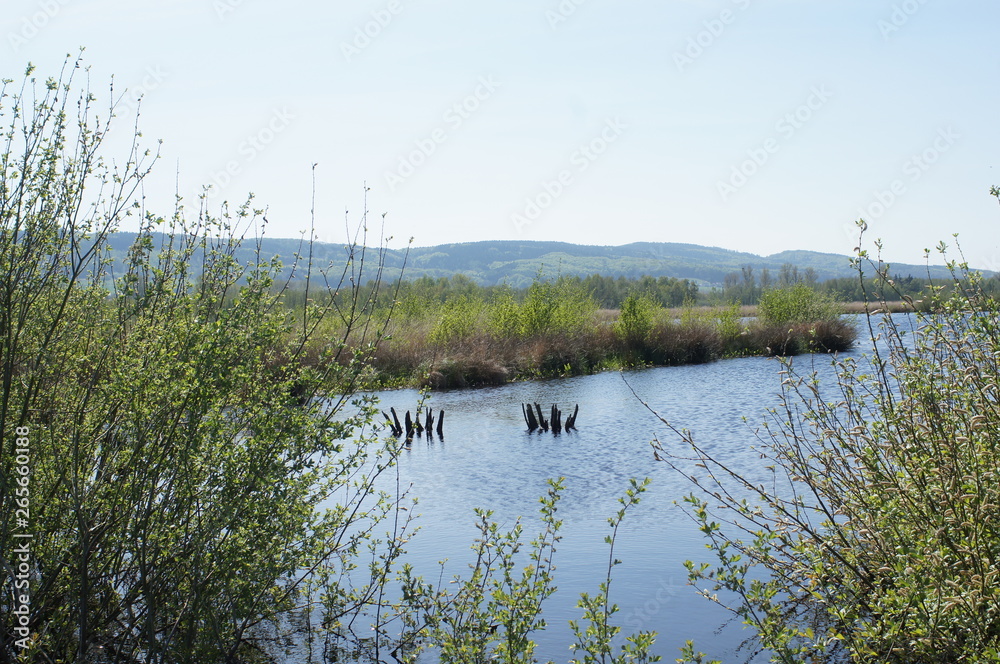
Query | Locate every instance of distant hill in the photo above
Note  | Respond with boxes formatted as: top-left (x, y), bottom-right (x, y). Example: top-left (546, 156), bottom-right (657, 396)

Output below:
top-left (102, 234), bottom-right (965, 288)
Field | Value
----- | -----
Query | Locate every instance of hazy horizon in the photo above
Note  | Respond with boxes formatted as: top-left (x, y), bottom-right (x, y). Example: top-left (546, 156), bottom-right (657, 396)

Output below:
top-left (3, 1), bottom-right (997, 270)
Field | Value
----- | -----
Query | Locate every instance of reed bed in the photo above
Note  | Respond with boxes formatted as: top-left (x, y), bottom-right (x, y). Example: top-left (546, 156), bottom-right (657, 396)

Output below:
top-left (305, 302), bottom-right (857, 390)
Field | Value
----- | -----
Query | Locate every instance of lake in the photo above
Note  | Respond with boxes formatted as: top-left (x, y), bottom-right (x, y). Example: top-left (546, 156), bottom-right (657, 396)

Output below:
top-left (341, 314), bottom-right (907, 662)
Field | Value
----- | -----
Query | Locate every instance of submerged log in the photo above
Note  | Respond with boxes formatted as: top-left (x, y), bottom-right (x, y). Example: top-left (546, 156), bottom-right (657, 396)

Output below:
top-left (425, 409), bottom-right (434, 434)
top-left (404, 410), bottom-right (414, 440)
top-left (436, 409), bottom-right (444, 437)
top-left (551, 404), bottom-right (562, 433)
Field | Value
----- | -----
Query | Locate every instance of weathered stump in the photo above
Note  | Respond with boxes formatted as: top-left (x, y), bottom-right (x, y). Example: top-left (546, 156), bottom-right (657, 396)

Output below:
top-left (534, 403), bottom-right (549, 431)
top-left (390, 407), bottom-right (403, 436)
top-left (386, 407), bottom-right (444, 441)
top-left (383, 411), bottom-right (403, 436)
top-left (523, 403), bottom-right (539, 431)
top-left (522, 403), bottom-right (578, 433)
top-left (565, 404), bottom-right (579, 431)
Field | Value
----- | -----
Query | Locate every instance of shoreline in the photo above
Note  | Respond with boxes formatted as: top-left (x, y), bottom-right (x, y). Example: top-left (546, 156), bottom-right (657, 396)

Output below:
top-left (351, 315), bottom-right (859, 391)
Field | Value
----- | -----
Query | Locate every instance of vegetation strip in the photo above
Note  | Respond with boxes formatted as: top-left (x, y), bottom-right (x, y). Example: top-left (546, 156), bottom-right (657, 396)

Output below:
top-left (332, 279), bottom-right (857, 390)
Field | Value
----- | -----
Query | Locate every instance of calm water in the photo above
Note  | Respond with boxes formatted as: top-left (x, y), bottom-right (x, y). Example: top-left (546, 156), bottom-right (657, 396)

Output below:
top-left (339, 315), bottom-right (908, 662)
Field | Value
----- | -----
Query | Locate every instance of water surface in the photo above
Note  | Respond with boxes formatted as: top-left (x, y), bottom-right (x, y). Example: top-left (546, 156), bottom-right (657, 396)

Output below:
top-left (366, 346), bottom-right (864, 661)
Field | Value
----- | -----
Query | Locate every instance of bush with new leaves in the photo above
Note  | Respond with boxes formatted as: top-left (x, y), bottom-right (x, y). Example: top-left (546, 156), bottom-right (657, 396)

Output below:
top-left (664, 210), bottom-right (1000, 663)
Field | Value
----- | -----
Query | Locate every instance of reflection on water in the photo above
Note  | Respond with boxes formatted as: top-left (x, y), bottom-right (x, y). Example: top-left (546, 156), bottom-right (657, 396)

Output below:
top-left (336, 315), bottom-right (908, 661)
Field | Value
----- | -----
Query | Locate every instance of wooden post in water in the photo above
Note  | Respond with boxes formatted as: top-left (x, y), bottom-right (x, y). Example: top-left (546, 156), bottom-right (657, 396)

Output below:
top-left (534, 403), bottom-right (548, 431)
top-left (436, 409), bottom-right (444, 437)
top-left (383, 411), bottom-right (399, 436)
top-left (565, 404), bottom-right (579, 431)
top-left (390, 408), bottom-right (403, 436)
top-left (520, 404), bottom-right (579, 433)
top-left (523, 403), bottom-right (539, 431)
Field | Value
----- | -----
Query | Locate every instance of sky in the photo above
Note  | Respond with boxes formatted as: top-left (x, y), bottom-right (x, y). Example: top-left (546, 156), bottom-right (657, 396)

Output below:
top-left (3, 0), bottom-right (998, 269)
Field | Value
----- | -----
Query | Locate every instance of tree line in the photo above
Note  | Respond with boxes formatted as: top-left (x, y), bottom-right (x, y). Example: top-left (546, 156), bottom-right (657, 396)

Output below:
top-left (284, 261), bottom-right (999, 313)
top-left (719, 262), bottom-right (1000, 306)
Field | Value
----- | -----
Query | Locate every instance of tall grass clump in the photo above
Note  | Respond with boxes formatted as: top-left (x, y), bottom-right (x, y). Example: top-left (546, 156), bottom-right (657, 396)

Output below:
top-left (749, 284), bottom-right (855, 355)
top-left (635, 302), bottom-right (721, 366)
top-left (659, 216), bottom-right (1000, 663)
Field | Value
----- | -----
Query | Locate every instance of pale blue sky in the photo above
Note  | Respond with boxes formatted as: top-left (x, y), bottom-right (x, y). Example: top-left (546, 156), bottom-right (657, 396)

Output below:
top-left (4, 1), bottom-right (998, 268)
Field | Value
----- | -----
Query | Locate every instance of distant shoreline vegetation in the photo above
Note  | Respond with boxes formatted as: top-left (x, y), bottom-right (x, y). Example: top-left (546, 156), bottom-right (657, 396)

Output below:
top-left (292, 275), bottom-right (863, 390)
top-left (284, 264), bottom-right (1000, 391)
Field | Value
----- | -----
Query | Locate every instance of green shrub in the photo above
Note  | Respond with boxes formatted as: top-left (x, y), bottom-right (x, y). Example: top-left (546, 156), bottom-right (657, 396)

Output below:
top-left (614, 293), bottom-right (658, 344)
top-left (487, 285), bottom-right (524, 338)
top-left (713, 302), bottom-right (745, 343)
top-left (520, 276), bottom-right (597, 337)
top-left (486, 277), bottom-right (597, 340)
top-left (756, 283), bottom-right (839, 326)
top-left (664, 215), bottom-right (1000, 663)
top-left (429, 294), bottom-right (485, 345)
top-left (398, 478), bottom-right (661, 664)
top-left (0, 58), bottom-right (409, 662)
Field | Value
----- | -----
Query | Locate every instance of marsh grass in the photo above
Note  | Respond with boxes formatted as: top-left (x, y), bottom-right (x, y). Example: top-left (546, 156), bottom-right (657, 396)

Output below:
top-left (300, 284), bottom-right (856, 389)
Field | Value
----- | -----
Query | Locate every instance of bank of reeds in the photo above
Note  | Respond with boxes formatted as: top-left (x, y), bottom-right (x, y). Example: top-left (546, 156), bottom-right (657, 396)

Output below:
top-left (300, 282), bottom-right (857, 390)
